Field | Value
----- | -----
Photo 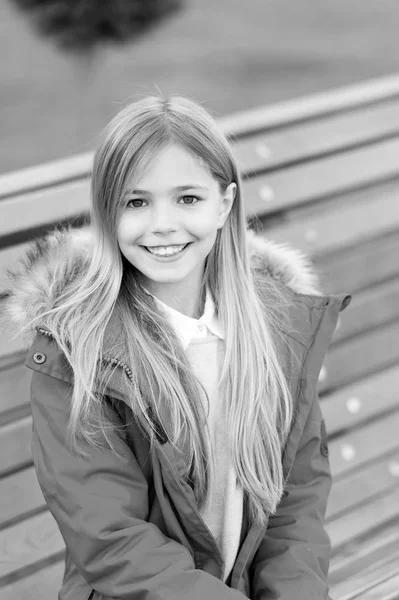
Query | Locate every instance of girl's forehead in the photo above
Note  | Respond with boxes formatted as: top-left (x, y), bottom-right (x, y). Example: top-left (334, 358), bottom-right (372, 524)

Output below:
top-left (129, 144), bottom-right (215, 189)
top-left (147, 144), bottom-right (208, 173)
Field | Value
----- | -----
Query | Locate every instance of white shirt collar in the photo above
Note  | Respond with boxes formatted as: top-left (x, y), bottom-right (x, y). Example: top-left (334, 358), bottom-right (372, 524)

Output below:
top-left (141, 284), bottom-right (224, 350)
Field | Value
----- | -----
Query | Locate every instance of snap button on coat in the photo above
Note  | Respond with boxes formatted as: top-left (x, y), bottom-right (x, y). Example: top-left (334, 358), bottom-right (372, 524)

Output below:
top-left (33, 351), bottom-right (46, 364)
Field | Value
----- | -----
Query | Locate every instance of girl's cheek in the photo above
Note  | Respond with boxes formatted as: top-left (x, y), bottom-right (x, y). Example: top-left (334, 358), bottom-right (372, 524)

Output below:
top-left (119, 213), bottom-right (145, 240)
top-left (188, 209), bottom-right (217, 230)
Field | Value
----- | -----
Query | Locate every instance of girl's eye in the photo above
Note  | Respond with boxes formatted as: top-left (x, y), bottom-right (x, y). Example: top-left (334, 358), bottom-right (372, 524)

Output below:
top-left (127, 199), bottom-right (147, 208)
top-left (178, 196), bottom-right (200, 205)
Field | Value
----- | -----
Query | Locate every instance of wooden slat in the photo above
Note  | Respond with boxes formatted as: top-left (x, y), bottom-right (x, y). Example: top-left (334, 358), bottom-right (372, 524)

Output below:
top-left (356, 572), bottom-right (399, 600)
top-left (265, 179), bottom-right (399, 257)
top-left (0, 560), bottom-right (64, 600)
top-left (234, 100), bottom-right (399, 173)
top-left (328, 410), bottom-right (399, 479)
top-left (0, 417), bottom-right (32, 477)
top-left (330, 550), bottom-right (399, 600)
top-left (315, 231), bottom-right (399, 294)
top-left (332, 278), bottom-right (399, 344)
top-left (0, 511), bottom-right (64, 582)
top-left (321, 364), bottom-right (399, 435)
top-left (243, 138), bottom-right (399, 217)
top-left (326, 448), bottom-right (399, 520)
top-left (218, 74), bottom-right (399, 137)
top-left (319, 321), bottom-right (399, 394)
top-left (330, 518), bottom-right (399, 577)
top-left (0, 324), bottom-right (23, 364)
top-left (0, 152), bottom-right (92, 201)
top-left (0, 467), bottom-right (46, 527)
top-left (326, 484), bottom-right (399, 551)
top-left (0, 362), bottom-right (32, 417)
top-left (1, 180), bottom-right (90, 240)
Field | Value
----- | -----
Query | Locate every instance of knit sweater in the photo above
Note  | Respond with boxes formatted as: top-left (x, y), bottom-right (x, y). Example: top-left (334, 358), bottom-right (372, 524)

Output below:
top-left (142, 285), bottom-right (244, 582)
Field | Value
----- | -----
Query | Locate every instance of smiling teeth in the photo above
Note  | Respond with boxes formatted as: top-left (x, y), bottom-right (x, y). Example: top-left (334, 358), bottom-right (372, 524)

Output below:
top-left (146, 244), bottom-right (187, 256)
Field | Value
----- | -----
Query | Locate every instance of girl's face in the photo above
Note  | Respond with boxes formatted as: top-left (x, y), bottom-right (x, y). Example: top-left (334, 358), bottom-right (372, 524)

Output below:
top-left (117, 143), bottom-right (236, 296)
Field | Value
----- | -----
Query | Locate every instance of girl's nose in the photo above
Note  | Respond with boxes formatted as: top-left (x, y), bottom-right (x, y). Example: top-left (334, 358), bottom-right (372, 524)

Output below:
top-left (151, 204), bottom-right (178, 234)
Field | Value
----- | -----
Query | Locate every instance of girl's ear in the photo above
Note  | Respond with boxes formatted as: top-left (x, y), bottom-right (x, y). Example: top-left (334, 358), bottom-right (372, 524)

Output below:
top-left (216, 182), bottom-right (237, 229)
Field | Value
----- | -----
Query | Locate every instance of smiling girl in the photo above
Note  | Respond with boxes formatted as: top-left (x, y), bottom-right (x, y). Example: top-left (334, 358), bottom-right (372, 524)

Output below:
top-left (117, 143), bottom-right (236, 318)
top-left (4, 94), bottom-right (351, 599)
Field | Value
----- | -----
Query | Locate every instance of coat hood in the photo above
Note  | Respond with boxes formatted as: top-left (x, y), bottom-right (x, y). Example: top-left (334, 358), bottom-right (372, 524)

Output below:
top-left (1, 224), bottom-right (323, 352)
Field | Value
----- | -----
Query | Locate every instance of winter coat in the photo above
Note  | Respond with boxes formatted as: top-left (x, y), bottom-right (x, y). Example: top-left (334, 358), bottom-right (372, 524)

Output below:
top-left (2, 225), bottom-right (352, 600)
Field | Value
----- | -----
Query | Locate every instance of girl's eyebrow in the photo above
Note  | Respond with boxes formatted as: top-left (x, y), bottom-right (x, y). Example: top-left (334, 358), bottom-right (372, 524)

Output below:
top-left (130, 184), bottom-right (210, 195)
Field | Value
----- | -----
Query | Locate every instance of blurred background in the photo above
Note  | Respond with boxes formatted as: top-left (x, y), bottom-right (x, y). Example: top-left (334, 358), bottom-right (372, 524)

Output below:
top-left (2, 0), bottom-right (399, 173)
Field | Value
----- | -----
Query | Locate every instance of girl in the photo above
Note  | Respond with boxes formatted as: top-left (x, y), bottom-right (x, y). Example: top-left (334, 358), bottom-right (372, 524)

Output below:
top-left (4, 94), bottom-right (351, 599)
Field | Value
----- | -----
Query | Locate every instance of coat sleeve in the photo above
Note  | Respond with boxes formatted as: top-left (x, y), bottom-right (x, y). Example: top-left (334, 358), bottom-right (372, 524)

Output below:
top-left (29, 367), bottom-right (249, 600)
top-left (250, 294), bottom-right (352, 600)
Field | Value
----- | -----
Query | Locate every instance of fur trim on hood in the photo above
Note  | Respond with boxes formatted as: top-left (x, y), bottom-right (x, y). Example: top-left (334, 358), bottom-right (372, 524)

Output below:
top-left (1, 225), bottom-right (322, 350)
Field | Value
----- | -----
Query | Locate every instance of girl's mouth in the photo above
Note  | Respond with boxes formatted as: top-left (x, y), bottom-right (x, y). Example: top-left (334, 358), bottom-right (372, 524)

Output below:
top-left (141, 242), bottom-right (192, 258)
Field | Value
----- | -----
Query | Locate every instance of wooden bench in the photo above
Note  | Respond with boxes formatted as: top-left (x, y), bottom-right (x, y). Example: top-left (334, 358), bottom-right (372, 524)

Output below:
top-left (1, 74), bottom-right (399, 599)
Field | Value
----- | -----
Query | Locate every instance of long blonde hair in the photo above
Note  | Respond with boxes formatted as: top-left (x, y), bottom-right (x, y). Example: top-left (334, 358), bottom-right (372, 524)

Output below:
top-left (21, 94), bottom-right (297, 528)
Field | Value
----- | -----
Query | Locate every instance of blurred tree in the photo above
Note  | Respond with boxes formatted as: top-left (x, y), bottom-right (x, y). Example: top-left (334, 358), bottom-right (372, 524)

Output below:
top-left (9, 0), bottom-right (184, 53)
